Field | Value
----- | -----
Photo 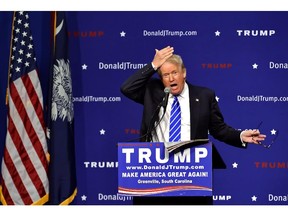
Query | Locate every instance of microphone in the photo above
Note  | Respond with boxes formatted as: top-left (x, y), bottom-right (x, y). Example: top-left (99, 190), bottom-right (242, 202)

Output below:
top-left (161, 87), bottom-right (171, 112)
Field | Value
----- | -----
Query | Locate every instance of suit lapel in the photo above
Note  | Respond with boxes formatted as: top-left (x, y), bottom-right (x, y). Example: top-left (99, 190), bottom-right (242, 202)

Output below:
top-left (189, 85), bottom-right (200, 139)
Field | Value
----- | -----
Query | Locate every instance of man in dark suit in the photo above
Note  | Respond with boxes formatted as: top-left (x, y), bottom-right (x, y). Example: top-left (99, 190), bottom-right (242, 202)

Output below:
top-left (120, 46), bottom-right (266, 205)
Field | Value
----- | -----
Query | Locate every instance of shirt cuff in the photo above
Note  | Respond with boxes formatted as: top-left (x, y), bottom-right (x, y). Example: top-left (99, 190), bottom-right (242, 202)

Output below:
top-left (151, 62), bottom-right (157, 71)
top-left (240, 131), bottom-right (247, 147)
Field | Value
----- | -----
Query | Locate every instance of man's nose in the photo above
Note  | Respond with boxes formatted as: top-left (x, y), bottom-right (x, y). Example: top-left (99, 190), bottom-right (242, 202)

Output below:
top-left (169, 74), bottom-right (174, 80)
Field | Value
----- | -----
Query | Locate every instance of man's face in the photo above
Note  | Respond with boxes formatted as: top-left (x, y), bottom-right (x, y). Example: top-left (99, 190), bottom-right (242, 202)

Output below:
top-left (160, 62), bottom-right (186, 95)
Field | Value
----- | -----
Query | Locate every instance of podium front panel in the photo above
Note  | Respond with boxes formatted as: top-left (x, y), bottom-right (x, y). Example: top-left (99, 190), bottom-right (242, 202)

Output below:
top-left (118, 142), bottom-right (212, 197)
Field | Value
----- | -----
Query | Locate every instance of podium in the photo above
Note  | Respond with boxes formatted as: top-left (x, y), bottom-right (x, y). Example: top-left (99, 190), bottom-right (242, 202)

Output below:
top-left (117, 141), bottom-right (212, 201)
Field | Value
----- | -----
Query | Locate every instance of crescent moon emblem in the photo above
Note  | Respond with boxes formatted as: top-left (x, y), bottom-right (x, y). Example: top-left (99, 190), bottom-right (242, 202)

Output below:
top-left (55, 19), bottom-right (64, 36)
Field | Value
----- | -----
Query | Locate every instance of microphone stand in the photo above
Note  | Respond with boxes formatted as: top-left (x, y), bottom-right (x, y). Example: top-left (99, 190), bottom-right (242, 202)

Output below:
top-left (145, 87), bottom-right (170, 142)
top-left (124, 88), bottom-right (171, 142)
top-left (145, 103), bottom-right (162, 142)
top-left (122, 101), bottom-right (162, 143)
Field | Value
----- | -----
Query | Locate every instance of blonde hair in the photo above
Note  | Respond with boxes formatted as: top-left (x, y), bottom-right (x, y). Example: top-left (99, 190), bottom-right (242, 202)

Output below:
top-left (157, 54), bottom-right (186, 76)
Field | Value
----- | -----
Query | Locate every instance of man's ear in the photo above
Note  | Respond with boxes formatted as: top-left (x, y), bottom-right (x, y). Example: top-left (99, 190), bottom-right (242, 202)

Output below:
top-left (183, 69), bottom-right (187, 79)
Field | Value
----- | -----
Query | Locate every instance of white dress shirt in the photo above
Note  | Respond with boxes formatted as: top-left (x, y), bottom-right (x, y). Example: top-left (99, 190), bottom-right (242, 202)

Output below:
top-left (152, 83), bottom-right (191, 142)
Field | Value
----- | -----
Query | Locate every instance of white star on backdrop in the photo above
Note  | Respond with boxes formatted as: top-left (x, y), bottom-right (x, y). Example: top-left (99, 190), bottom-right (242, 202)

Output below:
top-left (271, 129), bottom-right (277, 135)
top-left (215, 96), bottom-right (220, 102)
top-left (81, 195), bottom-right (87, 201)
top-left (232, 162), bottom-right (238, 168)
top-left (120, 31), bottom-right (126, 37)
top-left (215, 30), bottom-right (221, 36)
top-left (251, 195), bottom-right (257, 201)
top-left (82, 64), bottom-right (88, 70)
top-left (252, 63), bottom-right (258, 69)
top-left (100, 129), bottom-right (106, 135)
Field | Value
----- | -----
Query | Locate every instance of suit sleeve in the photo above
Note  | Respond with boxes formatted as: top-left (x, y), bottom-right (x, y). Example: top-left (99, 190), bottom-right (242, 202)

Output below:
top-left (208, 90), bottom-right (246, 148)
top-left (120, 63), bottom-right (156, 104)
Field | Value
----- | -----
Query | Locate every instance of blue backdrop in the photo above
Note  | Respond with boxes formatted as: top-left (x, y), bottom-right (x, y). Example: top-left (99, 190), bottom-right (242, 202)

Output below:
top-left (0, 11), bottom-right (288, 205)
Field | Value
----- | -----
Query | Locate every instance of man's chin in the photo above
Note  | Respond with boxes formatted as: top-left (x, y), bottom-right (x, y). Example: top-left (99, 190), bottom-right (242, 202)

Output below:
top-left (170, 88), bottom-right (180, 95)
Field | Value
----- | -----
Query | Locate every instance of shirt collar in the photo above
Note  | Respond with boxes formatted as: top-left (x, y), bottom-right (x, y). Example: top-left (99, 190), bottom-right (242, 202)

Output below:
top-left (181, 82), bottom-right (189, 99)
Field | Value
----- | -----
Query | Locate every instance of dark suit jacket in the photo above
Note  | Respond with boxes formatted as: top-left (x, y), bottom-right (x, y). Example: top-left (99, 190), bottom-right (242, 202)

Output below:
top-left (121, 63), bottom-right (246, 168)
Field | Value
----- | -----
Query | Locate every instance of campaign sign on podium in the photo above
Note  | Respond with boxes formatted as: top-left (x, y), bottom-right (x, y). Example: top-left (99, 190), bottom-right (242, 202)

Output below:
top-left (118, 142), bottom-right (212, 197)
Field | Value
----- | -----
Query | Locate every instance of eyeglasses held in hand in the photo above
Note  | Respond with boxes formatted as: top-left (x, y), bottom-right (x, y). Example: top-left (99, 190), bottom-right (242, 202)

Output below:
top-left (256, 121), bottom-right (279, 149)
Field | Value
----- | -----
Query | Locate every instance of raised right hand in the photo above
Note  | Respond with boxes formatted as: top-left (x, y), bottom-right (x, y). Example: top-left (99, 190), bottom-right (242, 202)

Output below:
top-left (152, 46), bottom-right (174, 69)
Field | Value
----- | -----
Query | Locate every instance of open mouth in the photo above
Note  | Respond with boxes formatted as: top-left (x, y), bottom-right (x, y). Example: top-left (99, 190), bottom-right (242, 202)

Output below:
top-left (170, 83), bottom-right (177, 88)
